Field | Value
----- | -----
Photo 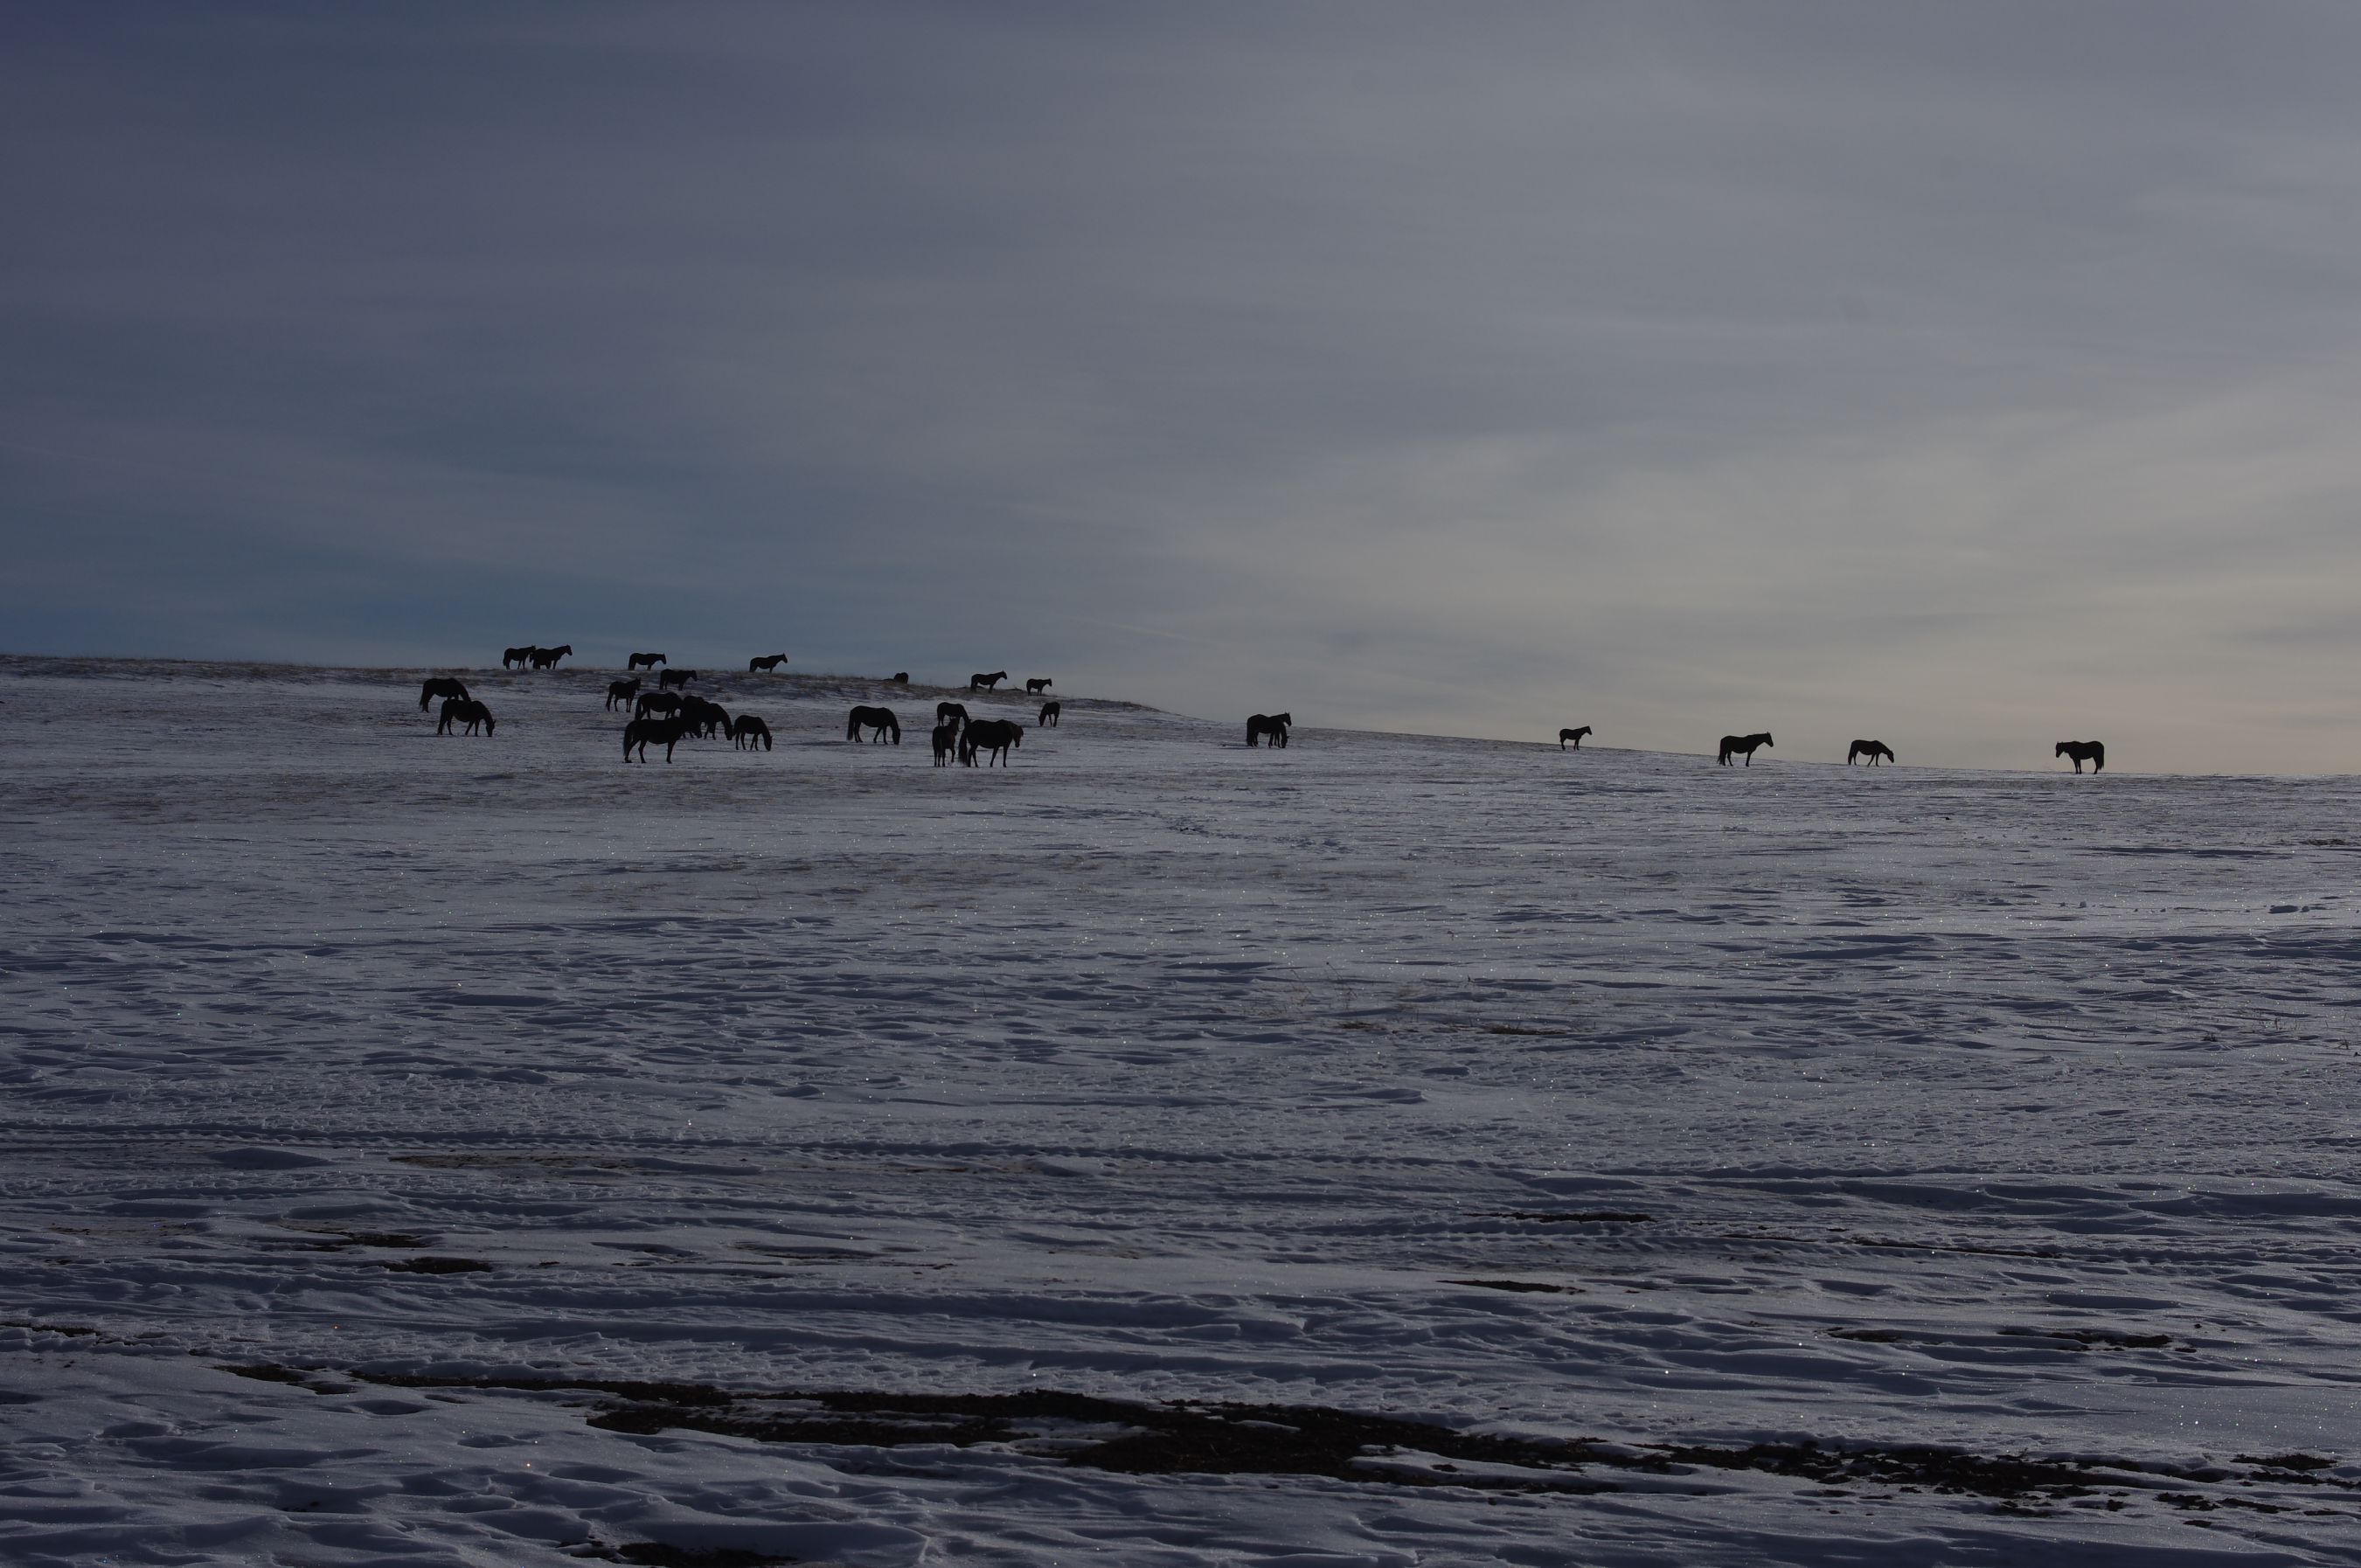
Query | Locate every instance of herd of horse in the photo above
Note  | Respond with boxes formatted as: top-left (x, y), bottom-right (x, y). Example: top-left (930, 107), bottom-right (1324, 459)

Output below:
top-left (435, 652), bottom-right (2112, 772)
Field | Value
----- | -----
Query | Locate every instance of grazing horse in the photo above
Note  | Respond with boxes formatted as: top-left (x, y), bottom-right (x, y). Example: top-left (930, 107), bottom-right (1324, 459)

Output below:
top-left (962, 718), bottom-right (1024, 767)
top-left (1718, 732), bottom-right (1774, 767)
top-left (2057, 739), bottom-right (2106, 774)
top-left (502, 646), bottom-right (537, 670)
top-left (623, 715), bottom-right (694, 763)
top-left (1025, 677), bottom-right (1052, 695)
top-left (1038, 701), bottom-right (1060, 728)
top-left (659, 667), bottom-right (698, 690)
top-left (634, 690), bottom-right (684, 719)
top-left (970, 670), bottom-right (1008, 690)
top-left (605, 677), bottom-right (641, 711)
top-left (628, 651), bottom-right (667, 671)
top-left (528, 644), bottom-right (572, 670)
top-left (679, 696), bottom-right (731, 739)
top-left (1246, 712), bottom-right (1292, 747)
top-left (436, 697), bottom-right (496, 736)
top-left (419, 677), bottom-right (469, 711)
top-left (932, 723), bottom-right (958, 765)
top-left (1848, 739), bottom-right (1895, 767)
top-left (891, 672), bottom-right (910, 683)
top-left (1559, 726), bottom-right (1591, 751)
top-left (747, 654), bottom-right (788, 672)
top-left (729, 715), bottom-right (773, 751)
top-left (847, 705), bottom-right (901, 744)
top-left (936, 701), bottom-right (969, 730)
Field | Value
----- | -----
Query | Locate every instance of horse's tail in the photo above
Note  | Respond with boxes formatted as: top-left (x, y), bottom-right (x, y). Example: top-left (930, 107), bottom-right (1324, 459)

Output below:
top-left (846, 711), bottom-right (861, 740)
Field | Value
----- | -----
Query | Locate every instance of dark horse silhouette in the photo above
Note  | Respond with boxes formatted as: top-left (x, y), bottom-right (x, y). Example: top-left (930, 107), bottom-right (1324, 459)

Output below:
top-left (1246, 712), bottom-right (1292, 747)
top-left (932, 723), bottom-right (958, 765)
top-left (419, 677), bottom-right (469, 711)
top-left (729, 715), bottom-right (773, 751)
top-left (847, 705), bottom-right (901, 744)
top-left (936, 701), bottom-right (969, 730)
top-left (659, 668), bottom-right (698, 690)
top-left (970, 670), bottom-right (1008, 690)
top-left (1718, 732), bottom-right (1773, 766)
top-left (962, 718), bottom-right (1024, 766)
top-left (1025, 677), bottom-right (1052, 695)
top-left (528, 644), bottom-right (572, 670)
top-left (605, 678), bottom-right (641, 711)
top-left (503, 646), bottom-right (537, 670)
top-left (678, 696), bottom-right (732, 738)
top-left (1848, 739), bottom-right (1895, 767)
top-left (436, 697), bottom-right (496, 736)
top-left (623, 715), bottom-right (694, 763)
top-left (628, 652), bottom-right (667, 671)
top-left (634, 690), bottom-right (684, 719)
top-left (1038, 701), bottom-right (1060, 727)
top-left (748, 654), bottom-right (788, 672)
top-left (1559, 726), bottom-right (1591, 751)
top-left (2057, 740), bottom-right (2106, 774)
top-left (891, 672), bottom-right (910, 683)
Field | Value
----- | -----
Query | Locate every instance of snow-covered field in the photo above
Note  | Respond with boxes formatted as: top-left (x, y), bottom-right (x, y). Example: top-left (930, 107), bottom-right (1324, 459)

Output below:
top-left (6, 656), bottom-right (2361, 1566)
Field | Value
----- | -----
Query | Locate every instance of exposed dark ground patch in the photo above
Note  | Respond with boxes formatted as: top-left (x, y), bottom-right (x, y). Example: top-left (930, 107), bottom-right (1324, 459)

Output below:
top-left (572, 1544), bottom-right (796, 1566)
top-left (1483, 1211), bottom-right (1656, 1225)
top-left (193, 1364), bottom-right (2361, 1512)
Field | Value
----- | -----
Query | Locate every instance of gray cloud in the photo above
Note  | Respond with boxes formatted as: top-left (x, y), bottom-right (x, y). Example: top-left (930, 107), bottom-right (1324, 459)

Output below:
top-left (9, 3), bottom-right (2361, 768)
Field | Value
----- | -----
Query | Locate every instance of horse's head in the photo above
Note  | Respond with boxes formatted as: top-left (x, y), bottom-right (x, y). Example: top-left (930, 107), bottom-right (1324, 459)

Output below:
top-left (2055, 742), bottom-right (2069, 757)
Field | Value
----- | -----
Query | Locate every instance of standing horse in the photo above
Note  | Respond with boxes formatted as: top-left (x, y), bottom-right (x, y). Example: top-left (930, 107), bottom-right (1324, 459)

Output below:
top-left (659, 668), bottom-right (698, 690)
top-left (847, 706), bottom-right (901, 744)
top-left (1038, 701), bottom-right (1060, 727)
top-left (679, 696), bottom-right (732, 738)
top-left (936, 701), bottom-right (969, 731)
top-left (528, 644), bottom-right (572, 670)
top-left (503, 646), bottom-right (537, 670)
top-left (1246, 712), bottom-right (1292, 747)
top-left (1847, 739), bottom-right (1895, 767)
top-left (932, 723), bottom-right (958, 765)
top-left (963, 718), bottom-right (1024, 766)
top-left (628, 651), bottom-right (667, 670)
top-left (436, 697), bottom-right (496, 736)
top-left (747, 654), bottom-right (788, 672)
top-left (1559, 726), bottom-right (1591, 751)
top-left (419, 677), bottom-right (469, 711)
top-left (729, 715), bottom-right (773, 751)
top-left (2056, 740), bottom-right (2106, 774)
top-left (969, 670), bottom-right (1008, 690)
top-left (605, 678), bottom-right (641, 711)
top-left (623, 715), bottom-right (693, 763)
top-left (1718, 732), bottom-right (1773, 766)
top-left (1025, 677), bottom-right (1052, 695)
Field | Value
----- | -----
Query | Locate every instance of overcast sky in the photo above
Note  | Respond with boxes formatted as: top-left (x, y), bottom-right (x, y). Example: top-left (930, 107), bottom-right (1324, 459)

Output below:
top-left (9, 3), bottom-right (2361, 769)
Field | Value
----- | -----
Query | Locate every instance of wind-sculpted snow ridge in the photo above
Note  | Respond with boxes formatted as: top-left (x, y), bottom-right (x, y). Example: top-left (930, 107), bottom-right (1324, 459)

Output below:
top-left (5, 660), bottom-right (2361, 1565)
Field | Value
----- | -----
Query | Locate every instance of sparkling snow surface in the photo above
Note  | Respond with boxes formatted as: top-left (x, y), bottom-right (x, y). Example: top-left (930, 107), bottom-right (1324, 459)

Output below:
top-left (5, 657), bottom-right (2361, 1565)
